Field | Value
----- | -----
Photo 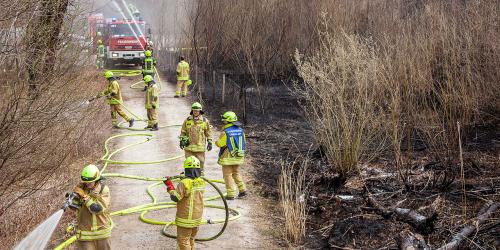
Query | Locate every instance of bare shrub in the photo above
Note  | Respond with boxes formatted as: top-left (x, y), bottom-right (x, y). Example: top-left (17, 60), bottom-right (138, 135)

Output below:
top-left (293, 25), bottom-right (388, 176)
top-left (278, 158), bottom-right (309, 245)
top-left (0, 1), bottom-right (110, 247)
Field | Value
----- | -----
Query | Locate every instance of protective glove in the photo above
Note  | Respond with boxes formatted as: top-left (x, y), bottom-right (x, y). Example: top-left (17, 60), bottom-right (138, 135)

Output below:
top-left (110, 92), bottom-right (117, 97)
top-left (152, 104), bottom-right (156, 109)
top-left (73, 186), bottom-right (89, 201)
top-left (143, 86), bottom-right (147, 92)
top-left (179, 136), bottom-right (189, 149)
top-left (163, 177), bottom-right (175, 191)
top-left (207, 140), bottom-right (213, 151)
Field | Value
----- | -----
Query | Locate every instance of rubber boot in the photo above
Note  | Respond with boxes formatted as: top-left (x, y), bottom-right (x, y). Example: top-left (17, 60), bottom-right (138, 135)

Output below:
top-left (174, 95), bottom-right (180, 98)
top-left (238, 191), bottom-right (247, 198)
top-left (150, 123), bottom-right (159, 131)
top-left (129, 118), bottom-right (135, 127)
top-left (224, 195), bottom-right (235, 200)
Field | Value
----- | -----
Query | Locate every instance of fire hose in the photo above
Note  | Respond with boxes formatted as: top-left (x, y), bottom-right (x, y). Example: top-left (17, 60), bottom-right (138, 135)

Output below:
top-left (54, 91), bottom-right (238, 249)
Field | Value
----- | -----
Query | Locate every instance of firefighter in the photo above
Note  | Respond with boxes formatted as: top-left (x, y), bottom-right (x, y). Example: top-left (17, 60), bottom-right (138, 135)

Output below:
top-left (179, 102), bottom-right (212, 174)
top-left (71, 164), bottom-right (112, 250)
top-left (175, 56), bottom-right (190, 98)
top-left (215, 111), bottom-right (247, 200)
top-left (96, 71), bottom-right (134, 128)
top-left (96, 40), bottom-right (105, 69)
top-left (163, 156), bottom-right (205, 250)
top-left (144, 75), bottom-right (159, 131)
top-left (141, 50), bottom-right (156, 91)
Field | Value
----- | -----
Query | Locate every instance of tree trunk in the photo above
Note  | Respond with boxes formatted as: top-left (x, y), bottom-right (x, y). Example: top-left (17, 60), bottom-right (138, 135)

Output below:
top-left (25, 0), bottom-right (70, 97)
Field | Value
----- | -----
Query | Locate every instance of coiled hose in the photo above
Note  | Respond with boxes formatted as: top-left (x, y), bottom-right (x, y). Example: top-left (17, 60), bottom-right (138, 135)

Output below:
top-left (54, 70), bottom-right (238, 249)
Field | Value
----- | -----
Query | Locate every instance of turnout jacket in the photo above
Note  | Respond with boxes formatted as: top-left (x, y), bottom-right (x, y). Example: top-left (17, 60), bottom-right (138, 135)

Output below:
top-left (181, 115), bottom-right (212, 152)
top-left (99, 79), bottom-right (123, 105)
top-left (76, 182), bottom-right (113, 241)
top-left (169, 178), bottom-right (206, 228)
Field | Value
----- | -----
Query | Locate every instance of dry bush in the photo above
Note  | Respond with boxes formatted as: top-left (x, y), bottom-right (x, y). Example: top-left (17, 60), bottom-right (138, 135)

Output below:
top-left (293, 1), bottom-right (499, 180)
top-left (0, 1), bottom-right (110, 247)
top-left (293, 25), bottom-right (389, 176)
top-left (278, 158), bottom-right (309, 245)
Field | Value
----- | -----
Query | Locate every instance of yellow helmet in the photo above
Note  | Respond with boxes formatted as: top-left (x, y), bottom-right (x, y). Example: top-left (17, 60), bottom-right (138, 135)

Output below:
top-left (221, 111), bottom-right (237, 122)
top-left (145, 50), bottom-right (152, 57)
top-left (143, 75), bottom-right (154, 83)
top-left (183, 156), bottom-right (201, 169)
top-left (81, 164), bottom-right (100, 183)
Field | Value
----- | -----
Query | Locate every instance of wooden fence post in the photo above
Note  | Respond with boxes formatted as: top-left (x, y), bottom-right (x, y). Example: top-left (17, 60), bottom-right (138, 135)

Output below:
top-left (222, 74), bottom-right (226, 105)
top-left (212, 70), bottom-right (216, 101)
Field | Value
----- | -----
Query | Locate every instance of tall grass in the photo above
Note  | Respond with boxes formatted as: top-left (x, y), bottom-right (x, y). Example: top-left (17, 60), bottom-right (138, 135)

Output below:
top-left (278, 158), bottom-right (309, 245)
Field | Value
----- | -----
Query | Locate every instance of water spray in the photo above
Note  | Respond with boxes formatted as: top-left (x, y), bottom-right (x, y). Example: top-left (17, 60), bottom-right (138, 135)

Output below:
top-left (121, 0), bottom-right (146, 39)
top-left (111, 0), bottom-right (145, 51)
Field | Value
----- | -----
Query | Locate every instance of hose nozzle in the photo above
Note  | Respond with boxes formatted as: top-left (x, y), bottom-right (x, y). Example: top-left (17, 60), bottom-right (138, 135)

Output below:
top-left (63, 192), bottom-right (82, 211)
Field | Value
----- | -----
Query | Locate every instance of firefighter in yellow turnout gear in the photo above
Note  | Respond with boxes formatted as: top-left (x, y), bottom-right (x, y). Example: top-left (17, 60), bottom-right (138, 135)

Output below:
top-left (215, 111), bottom-right (247, 200)
top-left (144, 75), bottom-right (159, 131)
top-left (96, 40), bottom-right (105, 69)
top-left (175, 56), bottom-right (190, 97)
top-left (164, 156), bottom-right (205, 250)
top-left (141, 50), bottom-right (156, 91)
top-left (97, 71), bottom-right (134, 128)
top-left (180, 102), bottom-right (212, 174)
top-left (71, 164), bottom-right (113, 250)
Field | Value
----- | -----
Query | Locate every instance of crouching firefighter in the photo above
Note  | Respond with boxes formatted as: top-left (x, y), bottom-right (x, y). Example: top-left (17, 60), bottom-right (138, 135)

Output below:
top-left (216, 111), bottom-right (247, 200)
top-left (67, 164), bottom-right (113, 250)
top-left (144, 75), bottom-right (160, 131)
top-left (96, 71), bottom-right (134, 128)
top-left (163, 156), bottom-right (206, 250)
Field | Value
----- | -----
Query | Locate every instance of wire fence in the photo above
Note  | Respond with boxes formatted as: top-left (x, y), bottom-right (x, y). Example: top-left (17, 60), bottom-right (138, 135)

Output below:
top-left (155, 48), bottom-right (297, 123)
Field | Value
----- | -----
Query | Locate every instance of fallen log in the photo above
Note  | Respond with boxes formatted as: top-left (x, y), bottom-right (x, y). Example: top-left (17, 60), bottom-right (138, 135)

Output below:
top-left (437, 202), bottom-right (499, 250)
top-left (396, 230), bottom-right (430, 250)
top-left (363, 193), bottom-right (437, 233)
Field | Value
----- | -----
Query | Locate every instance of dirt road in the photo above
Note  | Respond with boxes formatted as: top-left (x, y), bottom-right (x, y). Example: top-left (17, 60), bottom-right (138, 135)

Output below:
top-left (105, 75), bottom-right (277, 249)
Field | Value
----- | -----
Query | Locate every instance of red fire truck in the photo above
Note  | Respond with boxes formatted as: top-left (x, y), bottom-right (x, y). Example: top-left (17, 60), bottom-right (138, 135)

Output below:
top-left (88, 14), bottom-right (149, 67)
top-left (105, 18), bottom-right (148, 66)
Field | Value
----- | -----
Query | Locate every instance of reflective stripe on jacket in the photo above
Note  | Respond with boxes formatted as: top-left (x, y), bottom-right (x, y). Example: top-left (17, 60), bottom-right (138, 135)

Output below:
top-left (142, 57), bottom-right (156, 74)
top-left (216, 123), bottom-right (246, 166)
top-left (176, 60), bottom-right (190, 80)
top-left (145, 83), bottom-right (159, 109)
top-left (77, 183), bottom-right (113, 241)
top-left (181, 116), bottom-right (212, 152)
top-left (168, 178), bottom-right (205, 228)
top-left (100, 79), bottom-right (122, 105)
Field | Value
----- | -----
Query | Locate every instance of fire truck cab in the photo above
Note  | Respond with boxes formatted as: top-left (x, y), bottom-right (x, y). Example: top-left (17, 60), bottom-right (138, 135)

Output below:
top-left (105, 18), bottom-right (147, 66)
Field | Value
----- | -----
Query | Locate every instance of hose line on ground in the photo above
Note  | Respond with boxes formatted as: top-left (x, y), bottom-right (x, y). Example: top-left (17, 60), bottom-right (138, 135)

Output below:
top-left (54, 88), bottom-right (238, 248)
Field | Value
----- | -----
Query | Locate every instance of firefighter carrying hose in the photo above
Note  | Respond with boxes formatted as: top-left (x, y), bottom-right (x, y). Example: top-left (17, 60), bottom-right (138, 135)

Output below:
top-left (179, 102), bottom-right (212, 174)
top-left (96, 40), bottom-right (105, 69)
top-left (94, 71), bottom-right (134, 128)
top-left (216, 111), bottom-right (247, 200)
top-left (141, 50), bottom-right (156, 91)
top-left (163, 156), bottom-right (205, 250)
top-left (69, 164), bottom-right (113, 250)
top-left (144, 75), bottom-right (159, 131)
top-left (175, 56), bottom-right (190, 98)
